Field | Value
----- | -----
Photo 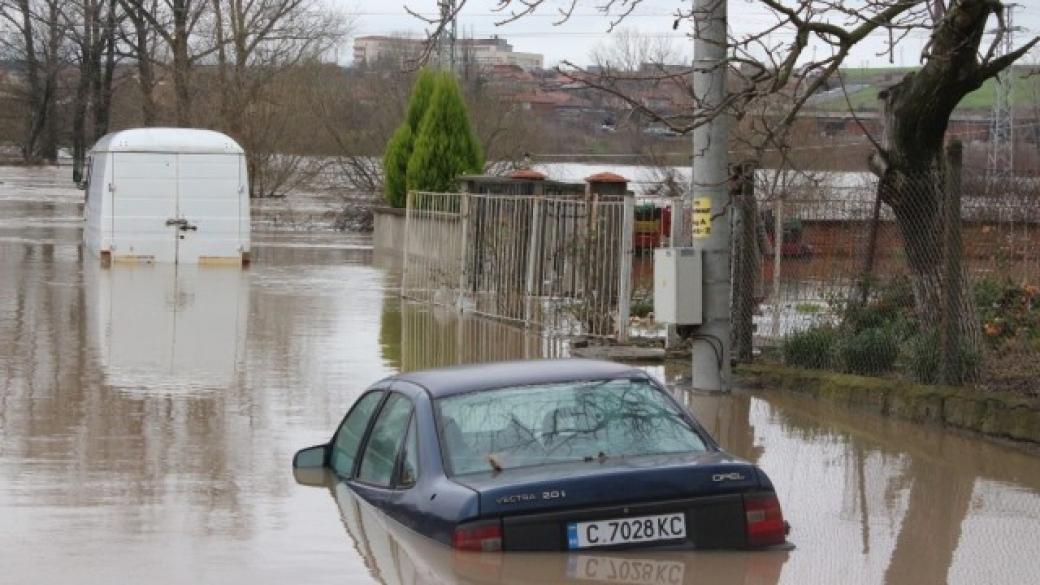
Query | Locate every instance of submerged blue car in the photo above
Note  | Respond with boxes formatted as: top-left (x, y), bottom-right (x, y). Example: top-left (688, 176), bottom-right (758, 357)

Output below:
top-left (293, 359), bottom-right (789, 552)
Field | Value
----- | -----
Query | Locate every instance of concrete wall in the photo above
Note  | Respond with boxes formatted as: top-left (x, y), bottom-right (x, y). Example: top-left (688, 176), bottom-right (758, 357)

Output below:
top-left (373, 207), bottom-right (406, 267)
top-left (373, 206), bottom-right (463, 273)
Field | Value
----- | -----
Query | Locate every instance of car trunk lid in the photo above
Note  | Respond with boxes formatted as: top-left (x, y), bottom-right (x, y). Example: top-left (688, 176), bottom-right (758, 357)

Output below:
top-left (452, 451), bottom-right (760, 517)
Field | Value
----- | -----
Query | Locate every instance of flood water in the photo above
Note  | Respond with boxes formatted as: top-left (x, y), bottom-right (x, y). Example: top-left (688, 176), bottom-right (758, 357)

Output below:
top-left (2, 167), bottom-right (1040, 585)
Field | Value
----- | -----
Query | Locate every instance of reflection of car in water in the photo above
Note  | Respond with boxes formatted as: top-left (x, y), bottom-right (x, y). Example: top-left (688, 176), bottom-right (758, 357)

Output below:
top-left (294, 360), bottom-right (790, 554)
top-left (294, 474), bottom-right (788, 585)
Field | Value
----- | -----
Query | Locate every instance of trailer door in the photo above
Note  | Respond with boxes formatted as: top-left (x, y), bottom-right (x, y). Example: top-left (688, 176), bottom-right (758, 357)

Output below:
top-left (111, 153), bottom-right (178, 262)
top-left (173, 153), bottom-right (243, 263)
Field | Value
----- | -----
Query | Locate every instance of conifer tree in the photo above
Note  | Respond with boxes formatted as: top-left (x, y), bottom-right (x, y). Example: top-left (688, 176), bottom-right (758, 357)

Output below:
top-left (382, 68), bottom-right (436, 207)
top-left (406, 73), bottom-right (484, 194)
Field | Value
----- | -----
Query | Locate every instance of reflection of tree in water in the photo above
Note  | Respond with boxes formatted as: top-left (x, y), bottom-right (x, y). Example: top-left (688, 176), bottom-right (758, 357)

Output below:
top-left (756, 392), bottom-right (1030, 584)
top-left (441, 381), bottom-right (704, 473)
top-left (883, 458), bottom-right (973, 585)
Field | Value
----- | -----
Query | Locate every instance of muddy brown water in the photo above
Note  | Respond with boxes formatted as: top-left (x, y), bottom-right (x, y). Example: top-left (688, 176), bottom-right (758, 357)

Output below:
top-left (2, 167), bottom-right (1040, 585)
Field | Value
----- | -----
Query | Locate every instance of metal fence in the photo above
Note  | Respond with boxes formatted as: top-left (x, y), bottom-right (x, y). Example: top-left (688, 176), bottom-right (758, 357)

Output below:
top-left (402, 190), bottom-right (635, 338)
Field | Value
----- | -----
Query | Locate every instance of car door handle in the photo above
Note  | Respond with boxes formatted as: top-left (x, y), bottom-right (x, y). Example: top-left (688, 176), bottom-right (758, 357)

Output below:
top-left (165, 218), bottom-right (188, 227)
top-left (179, 223), bottom-right (197, 232)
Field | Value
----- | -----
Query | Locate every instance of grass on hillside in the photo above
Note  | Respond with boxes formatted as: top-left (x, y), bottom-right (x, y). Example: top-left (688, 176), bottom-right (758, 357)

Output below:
top-left (819, 66), bottom-right (1039, 112)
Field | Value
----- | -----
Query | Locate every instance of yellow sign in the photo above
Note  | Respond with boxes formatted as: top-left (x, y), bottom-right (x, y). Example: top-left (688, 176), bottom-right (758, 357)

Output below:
top-left (692, 197), bottom-right (712, 239)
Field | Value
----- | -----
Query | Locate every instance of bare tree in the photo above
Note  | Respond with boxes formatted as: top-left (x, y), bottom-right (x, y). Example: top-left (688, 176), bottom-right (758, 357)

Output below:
top-left (207, 0), bottom-right (346, 197)
top-left (122, 0), bottom-right (212, 126)
top-left (0, 0), bottom-right (67, 161)
top-left (413, 0), bottom-right (1039, 383)
top-left (64, 0), bottom-right (121, 181)
top-left (118, 0), bottom-right (160, 125)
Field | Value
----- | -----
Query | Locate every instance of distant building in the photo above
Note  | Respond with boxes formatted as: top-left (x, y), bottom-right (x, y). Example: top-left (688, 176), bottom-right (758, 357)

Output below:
top-left (352, 36), bottom-right (424, 67)
top-left (353, 35), bottom-right (543, 71)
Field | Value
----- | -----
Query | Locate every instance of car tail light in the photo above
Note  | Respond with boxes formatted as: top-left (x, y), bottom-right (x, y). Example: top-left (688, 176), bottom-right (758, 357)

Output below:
top-left (453, 520), bottom-right (503, 552)
top-left (744, 493), bottom-right (786, 547)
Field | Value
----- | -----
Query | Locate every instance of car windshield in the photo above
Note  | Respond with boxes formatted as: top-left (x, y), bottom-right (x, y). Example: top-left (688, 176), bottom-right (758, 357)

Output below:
top-left (435, 379), bottom-right (707, 475)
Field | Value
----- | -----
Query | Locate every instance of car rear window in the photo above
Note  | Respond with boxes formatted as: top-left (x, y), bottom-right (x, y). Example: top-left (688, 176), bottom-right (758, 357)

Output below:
top-left (435, 379), bottom-right (707, 475)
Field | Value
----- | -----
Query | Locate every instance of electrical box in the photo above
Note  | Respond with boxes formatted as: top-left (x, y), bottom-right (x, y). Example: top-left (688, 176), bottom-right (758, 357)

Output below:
top-left (654, 248), bottom-right (703, 325)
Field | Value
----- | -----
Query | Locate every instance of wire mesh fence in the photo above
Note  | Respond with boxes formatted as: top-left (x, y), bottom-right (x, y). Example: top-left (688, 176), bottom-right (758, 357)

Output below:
top-left (402, 190), bottom-right (635, 338)
top-left (731, 164), bottom-right (1040, 394)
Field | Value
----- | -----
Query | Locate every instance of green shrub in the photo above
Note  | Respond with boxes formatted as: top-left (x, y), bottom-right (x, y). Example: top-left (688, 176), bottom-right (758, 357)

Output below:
top-left (382, 124), bottom-right (413, 208)
top-left (973, 277), bottom-right (1040, 344)
top-left (783, 326), bottom-right (838, 370)
top-left (383, 69), bottom-right (436, 208)
top-left (838, 277), bottom-right (916, 334)
top-left (794, 302), bottom-right (825, 315)
top-left (906, 332), bottom-right (940, 384)
top-left (839, 327), bottom-right (899, 375)
top-left (630, 300), bottom-right (653, 319)
top-left (406, 73), bottom-right (484, 194)
top-left (905, 330), bottom-right (981, 385)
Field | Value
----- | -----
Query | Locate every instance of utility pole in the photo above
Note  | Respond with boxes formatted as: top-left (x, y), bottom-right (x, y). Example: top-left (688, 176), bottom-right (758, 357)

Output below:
top-left (690, 0), bottom-right (731, 391)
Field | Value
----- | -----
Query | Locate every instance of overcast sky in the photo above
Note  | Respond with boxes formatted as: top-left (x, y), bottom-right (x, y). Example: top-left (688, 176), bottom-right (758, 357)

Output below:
top-left (336, 0), bottom-right (1040, 69)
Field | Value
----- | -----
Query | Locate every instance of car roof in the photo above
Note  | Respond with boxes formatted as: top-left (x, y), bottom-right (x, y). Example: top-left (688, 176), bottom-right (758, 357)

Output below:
top-left (393, 359), bottom-right (648, 398)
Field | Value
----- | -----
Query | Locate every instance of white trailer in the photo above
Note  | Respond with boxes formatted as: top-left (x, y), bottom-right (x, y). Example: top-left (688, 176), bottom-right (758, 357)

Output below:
top-left (83, 128), bottom-right (250, 265)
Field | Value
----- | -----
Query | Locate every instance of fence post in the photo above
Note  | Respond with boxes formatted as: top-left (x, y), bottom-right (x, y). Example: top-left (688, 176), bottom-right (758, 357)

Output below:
top-left (940, 141), bottom-right (964, 384)
top-left (731, 162), bottom-right (757, 362)
top-left (769, 197), bottom-right (784, 339)
top-left (457, 192), bottom-right (470, 311)
top-left (524, 197), bottom-right (543, 326)
top-left (665, 198), bottom-right (680, 349)
top-left (618, 194), bottom-right (635, 342)
top-left (402, 190), bottom-right (414, 298)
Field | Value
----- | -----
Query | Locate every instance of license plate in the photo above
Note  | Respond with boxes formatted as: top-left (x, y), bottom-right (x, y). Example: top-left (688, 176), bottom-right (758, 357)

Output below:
top-left (567, 555), bottom-right (685, 585)
top-left (567, 513), bottom-right (686, 549)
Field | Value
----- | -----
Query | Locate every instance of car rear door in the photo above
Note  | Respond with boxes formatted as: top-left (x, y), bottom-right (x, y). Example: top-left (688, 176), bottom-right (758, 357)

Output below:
top-left (348, 393), bottom-right (420, 520)
top-left (329, 389), bottom-right (387, 478)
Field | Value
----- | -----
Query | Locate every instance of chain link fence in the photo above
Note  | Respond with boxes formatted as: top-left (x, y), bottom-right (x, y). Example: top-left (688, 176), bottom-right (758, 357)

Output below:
top-left (735, 164), bottom-right (1040, 396)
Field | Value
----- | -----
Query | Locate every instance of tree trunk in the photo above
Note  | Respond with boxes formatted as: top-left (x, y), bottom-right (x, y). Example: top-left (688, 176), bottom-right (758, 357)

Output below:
top-left (92, 0), bottom-right (118, 140)
top-left (39, 0), bottom-right (62, 163)
top-left (16, 0), bottom-right (43, 161)
top-left (123, 1), bottom-right (158, 125)
top-left (872, 0), bottom-right (1011, 383)
top-left (172, 0), bottom-right (193, 126)
top-left (212, 0), bottom-right (231, 129)
top-left (72, 1), bottom-right (97, 183)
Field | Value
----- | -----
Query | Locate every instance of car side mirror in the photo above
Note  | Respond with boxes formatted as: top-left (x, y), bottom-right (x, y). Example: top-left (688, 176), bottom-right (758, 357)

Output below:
top-left (293, 466), bottom-right (334, 488)
top-left (293, 443), bottom-right (329, 469)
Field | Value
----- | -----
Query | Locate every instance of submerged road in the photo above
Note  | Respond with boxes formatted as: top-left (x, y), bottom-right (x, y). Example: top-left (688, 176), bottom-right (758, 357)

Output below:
top-left (1, 167), bottom-right (1039, 585)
